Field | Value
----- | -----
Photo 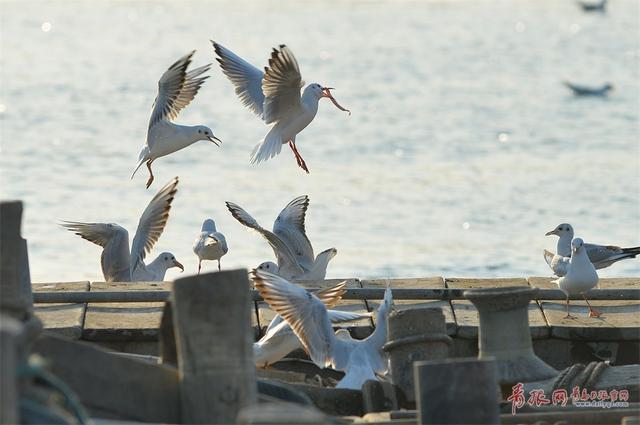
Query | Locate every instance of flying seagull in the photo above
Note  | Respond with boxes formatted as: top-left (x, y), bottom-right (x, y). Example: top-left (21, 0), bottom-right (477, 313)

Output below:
top-left (132, 51), bottom-right (221, 188)
top-left (213, 41), bottom-right (350, 173)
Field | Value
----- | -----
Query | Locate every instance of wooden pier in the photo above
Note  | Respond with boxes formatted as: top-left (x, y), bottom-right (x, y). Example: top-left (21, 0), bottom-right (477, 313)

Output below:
top-left (32, 276), bottom-right (640, 370)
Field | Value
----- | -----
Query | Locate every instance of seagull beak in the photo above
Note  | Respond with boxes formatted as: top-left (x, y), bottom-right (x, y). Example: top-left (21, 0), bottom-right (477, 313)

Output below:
top-left (545, 229), bottom-right (558, 236)
top-left (321, 87), bottom-right (351, 115)
top-left (208, 135), bottom-right (222, 146)
top-left (173, 260), bottom-right (184, 272)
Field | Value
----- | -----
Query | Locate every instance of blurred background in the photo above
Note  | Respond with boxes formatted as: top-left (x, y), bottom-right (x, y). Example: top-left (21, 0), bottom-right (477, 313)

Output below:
top-left (1, 0), bottom-right (638, 282)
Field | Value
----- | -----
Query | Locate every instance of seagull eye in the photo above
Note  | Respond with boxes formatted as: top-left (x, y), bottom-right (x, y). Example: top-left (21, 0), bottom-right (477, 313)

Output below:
top-left (164, 256), bottom-right (168, 261)
top-left (198, 129), bottom-right (202, 133)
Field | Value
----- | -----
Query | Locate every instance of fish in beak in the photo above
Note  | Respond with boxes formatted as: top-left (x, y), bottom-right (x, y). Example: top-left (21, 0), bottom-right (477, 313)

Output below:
top-left (321, 87), bottom-right (351, 115)
top-left (173, 259), bottom-right (185, 272)
top-left (208, 135), bottom-right (222, 146)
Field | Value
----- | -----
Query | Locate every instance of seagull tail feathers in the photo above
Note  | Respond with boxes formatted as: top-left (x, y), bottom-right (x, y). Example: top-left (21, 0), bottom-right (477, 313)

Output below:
top-left (621, 246), bottom-right (640, 257)
top-left (250, 129), bottom-right (283, 164)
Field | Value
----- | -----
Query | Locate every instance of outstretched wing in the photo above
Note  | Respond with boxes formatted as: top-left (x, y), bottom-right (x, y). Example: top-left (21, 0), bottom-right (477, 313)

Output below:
top-left (130, 177), bottom-right (179, 275)
top-left (273, 195), bottom-right (314, 271)
top-left (226, 200), bottom-right (304, 278)
top-left (60, 221), bottom-right (123, 248)
top-left (212, 41), bottom-right (265, 119)
top-left (148, 51), bottom-right (211, 128)
top-left (262, 45), bottom-right (304, 124)
top-left (252, 269), bottom-right (335, 368)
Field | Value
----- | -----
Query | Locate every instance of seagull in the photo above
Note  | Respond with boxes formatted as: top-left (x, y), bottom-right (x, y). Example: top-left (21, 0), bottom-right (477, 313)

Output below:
top-left (226, 195), bottom-right (337, 281)
top-left (61, 177), bottom-right (184, 282)
top-left (252, 269), bottom-right (393, 390)
top-left (563, 81), bottom-right (613, 97)
top-left (543, 250), bottom-right (571, 277)
top-left (254, 280), bottom-right (371, 367)
top-left (193, 219), bottom-right (228, 273)
top-left (545, 223), bottom-right (640, 270)
top-left (132, 51), bottom-right (221, 189)
top-left (553, 238), bottom-right (600, 319)
top-left (212, 41), bottom-right (350, 173)
top-left (578, 0), bottom-right (606, 12)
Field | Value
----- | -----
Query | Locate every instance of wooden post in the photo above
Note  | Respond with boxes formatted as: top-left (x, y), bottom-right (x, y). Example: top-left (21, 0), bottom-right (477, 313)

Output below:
top-left (172, 270), bottom-right (257, 424)
top-left (0, 314), bottom-right (22, 424)
top-left (414, 357), bottom-right (499, 425)
top-left (383, 308), bottom-right (452, 405)
top-left (159, 300), bottom-right (177, 365)
top-left (0, 201), bottom-right (33, 320)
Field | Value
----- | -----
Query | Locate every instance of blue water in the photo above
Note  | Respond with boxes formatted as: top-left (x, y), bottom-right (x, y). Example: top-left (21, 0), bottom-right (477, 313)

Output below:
top-left (1, 0), bottom-right (639, 282)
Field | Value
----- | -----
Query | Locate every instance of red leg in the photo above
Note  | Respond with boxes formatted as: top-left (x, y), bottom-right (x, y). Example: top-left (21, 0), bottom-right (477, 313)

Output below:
top-left (582, 293), bottom-right (601, 318)
top-left (288, 140), bottom-right (309, 173)
top-left (145, 160), bottom-right (155, 189)
top-left (563, 297), bottom-right (575, 319)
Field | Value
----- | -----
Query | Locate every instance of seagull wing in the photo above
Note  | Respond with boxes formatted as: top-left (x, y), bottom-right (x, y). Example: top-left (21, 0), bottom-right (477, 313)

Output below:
top-left (212, 41), bottom-right (265, 119)
top-left (252, 269), bottom-right (335, 368)
top-left (273, 195), bottom-right (314, 271)
top-left (226, 201), bottom-right (304, 278)
top-left (61, 221), bottom-right (130, 281)
top-left (543, 249), bottom-right (569, 277)
top-left (262, 45), bottom-right (304, 125)
top-left (313, 280), bottom-right (347, 308)
top-left (130, 177), bottom-right (179, 275)
top-left (148, 51), bottom-right (211, 129)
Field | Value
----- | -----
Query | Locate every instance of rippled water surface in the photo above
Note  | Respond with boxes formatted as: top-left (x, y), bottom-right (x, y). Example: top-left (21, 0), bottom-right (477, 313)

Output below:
top-left (1, 0), bottom-right (639, 282)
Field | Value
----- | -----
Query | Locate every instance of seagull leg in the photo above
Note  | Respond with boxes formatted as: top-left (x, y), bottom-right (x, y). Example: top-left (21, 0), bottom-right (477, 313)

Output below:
top-left (582, 293), bottom-right (602, 318)
top-left (564, 296), bottom-right (575, 319)
top-left (197, 260), bottom-right (202, 275)
top-left (218, 260), bottom-right (221, 272)
top-left (288, 140), bottom-right (309, 174)
top-left (145, 160), bottom-right (155, 189)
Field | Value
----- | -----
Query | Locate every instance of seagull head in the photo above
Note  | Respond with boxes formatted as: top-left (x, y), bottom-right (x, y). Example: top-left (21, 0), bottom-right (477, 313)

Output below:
top-left (160, 252), bottom-right (184, 272)
top-left (545, 223), bottom-right (574, 237)
top-left (571, 238), bottom-right (584, 254)
top-left (195, 126), bottom-right (221, 146)
top-left (257, 261), bottom-right (279, 274)
top-left (201, 218), bottom-right (216, 232)
top-left (604, 83), bottom-right (614, 91)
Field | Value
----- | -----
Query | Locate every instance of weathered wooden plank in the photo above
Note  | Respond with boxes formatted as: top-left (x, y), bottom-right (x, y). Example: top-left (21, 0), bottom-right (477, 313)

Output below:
top-left (446, 278), bottom-right (549, 339)
top-left (32, 334), bottom-right (179, 423)
top-left (529, 277), bottom-right (640, 341)
top-left (361, 278), bottom-right (456, 336)
top-left (173, 270), bottom-right (257, 424)
top-left (83, 282), bottom-right (170, 341)
top-left (33, 282), bottom-right (88, 339)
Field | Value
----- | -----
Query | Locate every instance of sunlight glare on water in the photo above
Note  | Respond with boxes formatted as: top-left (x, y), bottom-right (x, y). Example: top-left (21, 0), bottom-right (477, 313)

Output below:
top-left (0, 0), bottom-right (638, 282)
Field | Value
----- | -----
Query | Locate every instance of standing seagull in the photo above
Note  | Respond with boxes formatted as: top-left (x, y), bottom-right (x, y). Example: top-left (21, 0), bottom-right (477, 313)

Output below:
top-left (545, 223), bottom-right (640, 270)
top-left (132, 51), bottom-right (221, 188)
top-left (213, 41), bottom-right (350, 173)
top-left (553, 238), bottom-right (601, 319)
top-left (252, 269), bottom-right (393, 389)
top-left (226, 195), bottom-right (337, 280)
top-left (193, 218), bottom-right (228, 273)
top-left (61, 177), bottom-right (184, 282)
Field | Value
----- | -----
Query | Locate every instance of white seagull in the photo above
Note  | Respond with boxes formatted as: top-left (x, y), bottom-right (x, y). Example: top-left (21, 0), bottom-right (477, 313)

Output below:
top-left (545, 223), bottom-right (640, 271)
top-left (252, 269), bottom-right (393, 390)
top-left (254, 280), bottom-right (371, 367)
top-left (553, 238), bottom-right (601, 319)
top-left (563, 81), bottom-right (613, 97)
top-left (61, 177), bottom-right (184, 282)
top-left (213, 41), bottom-right (350, 173)
top-left (132, 51), bottom-right (221, 189)
top-left (226, 195), bottom-right (337, 281)
top-left (193, 218), bottom-right (228, 273)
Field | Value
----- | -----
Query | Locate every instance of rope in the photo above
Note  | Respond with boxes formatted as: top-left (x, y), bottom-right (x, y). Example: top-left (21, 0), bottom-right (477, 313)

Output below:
top-left (382, 332), bottom-right (453, 352)
top-left (551, 361), bottom-right (609, 391)
top-left (17, 356), bottom-right (90, 425)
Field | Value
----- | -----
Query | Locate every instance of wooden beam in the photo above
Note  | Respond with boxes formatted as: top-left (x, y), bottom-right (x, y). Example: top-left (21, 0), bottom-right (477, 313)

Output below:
top-left (172, 270), bottom-right (257, 424)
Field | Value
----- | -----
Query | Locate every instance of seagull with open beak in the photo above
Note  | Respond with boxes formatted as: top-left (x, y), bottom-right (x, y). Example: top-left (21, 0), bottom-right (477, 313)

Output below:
top-left (213, 42), bottom-right (350, 173)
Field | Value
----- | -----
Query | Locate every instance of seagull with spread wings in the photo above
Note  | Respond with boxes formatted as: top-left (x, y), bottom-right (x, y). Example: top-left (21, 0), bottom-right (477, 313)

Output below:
top-left (132, 51), bottom-right (221, 188)
top-left (213, 41), bottom-right (350, 173)
top-left (226, 195), bottom-right (337, 281)
top-left (61, 177), bottom-right (184, 282)
top-left (252, 269), bottom-right (392, 389)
